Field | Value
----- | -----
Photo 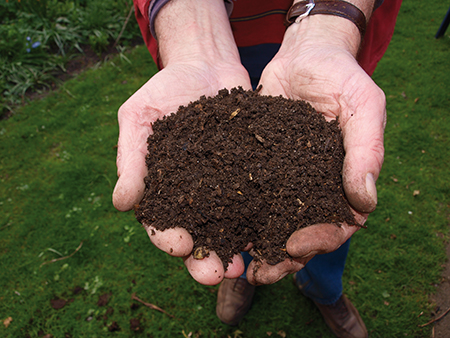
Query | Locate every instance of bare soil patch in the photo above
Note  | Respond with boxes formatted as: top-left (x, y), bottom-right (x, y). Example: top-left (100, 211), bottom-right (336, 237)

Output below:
top-left (431, 237), bottom-right (450, 337)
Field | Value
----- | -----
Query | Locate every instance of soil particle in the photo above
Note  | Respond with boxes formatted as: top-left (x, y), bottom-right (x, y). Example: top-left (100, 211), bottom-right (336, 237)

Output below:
top-left (135, 87), bottom-right (357, 269)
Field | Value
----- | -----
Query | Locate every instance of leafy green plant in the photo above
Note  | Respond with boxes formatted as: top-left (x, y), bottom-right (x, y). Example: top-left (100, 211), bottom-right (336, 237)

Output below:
top-left (0, 0), bottom-right (140, 117)
top-left (89, 30), bottom-right (111, 54)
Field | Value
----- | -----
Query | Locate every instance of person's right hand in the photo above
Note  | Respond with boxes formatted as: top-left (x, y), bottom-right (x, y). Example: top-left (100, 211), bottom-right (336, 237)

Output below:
top-left (112, 0), bottom-right (252, 286)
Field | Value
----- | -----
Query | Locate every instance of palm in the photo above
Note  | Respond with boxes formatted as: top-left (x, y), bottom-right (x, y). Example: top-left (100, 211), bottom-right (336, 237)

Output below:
top-left (113, 60), bottom-right (251, 285)
top-left (245, 47), bottom-right (386, 285)
top-left (114, 62), bottom-right (251, 210)
top-left (260, 46), bottom-right (385, 214)
top-left (261, 47), bottom-right (378, 117)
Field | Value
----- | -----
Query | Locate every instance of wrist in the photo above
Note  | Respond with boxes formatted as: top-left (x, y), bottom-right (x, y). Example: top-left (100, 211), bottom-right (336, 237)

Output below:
top-left (155, 0), bottom-right (241, 68)
top-left (281, 15), bottom-right (361, 59)
top-left (286, 0), bottom-right (376, 56)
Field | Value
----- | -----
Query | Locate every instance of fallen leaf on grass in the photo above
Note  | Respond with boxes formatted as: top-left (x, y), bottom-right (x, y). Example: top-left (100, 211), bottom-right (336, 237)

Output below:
top-left (108, 321), bottom-right (120, 332)
top-left (3, 317), bottom-right (12, 328)
top-left (130, 318), bottom-right (142, 332)
top-left (97, 292), bottom-right (111, 306)
top-left (50, 298), bottom-right (67, 309)
top-left (73, 286), bottom-right (84, 295)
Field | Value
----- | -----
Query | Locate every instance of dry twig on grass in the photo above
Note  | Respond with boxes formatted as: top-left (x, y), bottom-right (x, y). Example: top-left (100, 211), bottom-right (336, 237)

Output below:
top-left (418, 306), bottom-right (450, 327)
top-left (131, 293), bottom-right (175, 318)
top-left (40, 241), bottom-right (83, 267)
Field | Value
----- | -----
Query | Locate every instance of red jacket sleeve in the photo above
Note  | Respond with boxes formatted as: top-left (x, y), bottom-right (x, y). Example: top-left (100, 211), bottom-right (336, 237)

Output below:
top-left (358, 0), bottom-right (403, 76)
top-left (133, 0), bottom-right (162, 69)
top-left (133, 0), bottom-right (403, 76)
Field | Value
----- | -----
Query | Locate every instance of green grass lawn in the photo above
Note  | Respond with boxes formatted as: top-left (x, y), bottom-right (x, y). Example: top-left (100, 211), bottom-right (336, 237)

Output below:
top-left (1, 1), bottom-right (450, 337)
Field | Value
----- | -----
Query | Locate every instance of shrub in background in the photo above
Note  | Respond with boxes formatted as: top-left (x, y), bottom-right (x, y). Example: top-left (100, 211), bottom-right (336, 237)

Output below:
top-left (0, 0), bottom-right (141, 117)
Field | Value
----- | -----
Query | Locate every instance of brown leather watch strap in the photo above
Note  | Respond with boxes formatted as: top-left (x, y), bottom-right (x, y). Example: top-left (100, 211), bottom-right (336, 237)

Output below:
top-left (285, 0), bottom-right (367, 38)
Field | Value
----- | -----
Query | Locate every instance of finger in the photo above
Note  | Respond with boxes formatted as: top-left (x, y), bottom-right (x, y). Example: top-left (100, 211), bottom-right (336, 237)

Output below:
top-left (257, 74), bottom-right (287, 98)
top-left (341, 82), bottom-right (386, 213)
top-left (112, 107), bottom-right (153, 211)
top-left (246, 257), bottom-right (308, 285)
top-left (183, 251), bottom-right (226, 285)
top-left (147, 224), bottom-right (244, 283)
top-left (242, 243), bottom-right (253, 251)
top-left (145, 225), bottom-right (193, 257)
top-left (286, 223), bottom-right (361, 258)
top-left (223, 253), bottom-right (245, 279)
top-left (112, 148), bottom-right (148, 211)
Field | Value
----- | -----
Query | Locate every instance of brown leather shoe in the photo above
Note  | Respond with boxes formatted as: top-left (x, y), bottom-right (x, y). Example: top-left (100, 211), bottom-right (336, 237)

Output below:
top-left (293, 274), bottom-right (367, 338)
top-left (216, 277), bottom-right (256, 326)
top-left (313, 295), bottom-right (368, 338)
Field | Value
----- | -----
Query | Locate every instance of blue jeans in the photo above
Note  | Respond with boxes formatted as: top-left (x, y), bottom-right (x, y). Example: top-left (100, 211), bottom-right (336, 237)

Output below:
top-left (238, 45), bottom-right (351, 306)
top-left (293, 238), bottom-right (351, 305)
top-left (240, 239), bottom-right (350, 305)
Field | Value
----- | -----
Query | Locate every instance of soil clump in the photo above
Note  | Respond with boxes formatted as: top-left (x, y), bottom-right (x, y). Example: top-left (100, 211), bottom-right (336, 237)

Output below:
top-left (135, 87), bottom-right (357, 269)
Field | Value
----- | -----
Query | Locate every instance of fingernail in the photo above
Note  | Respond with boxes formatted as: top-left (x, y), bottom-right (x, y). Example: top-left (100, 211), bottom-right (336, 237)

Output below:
top-left (366, 173), bottom-right (378, 206)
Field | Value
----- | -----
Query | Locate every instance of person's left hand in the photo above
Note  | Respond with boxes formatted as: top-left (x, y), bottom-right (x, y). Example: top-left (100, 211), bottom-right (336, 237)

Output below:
top-left (245, 17), bottom-right (386, 285)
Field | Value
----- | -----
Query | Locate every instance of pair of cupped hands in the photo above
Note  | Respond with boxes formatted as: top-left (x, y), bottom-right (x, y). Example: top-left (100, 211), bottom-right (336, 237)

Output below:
top-left (112, 27), bottom-right (386, 286)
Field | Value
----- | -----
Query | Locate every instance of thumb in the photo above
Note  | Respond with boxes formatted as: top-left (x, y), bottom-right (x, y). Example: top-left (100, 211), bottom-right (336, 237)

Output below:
top-left (112, 113), bottom-right (152, 212)
top-left (341, 88), bottom-right (386, 214)
top-left (112, 148), bottom-right (148, 211)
